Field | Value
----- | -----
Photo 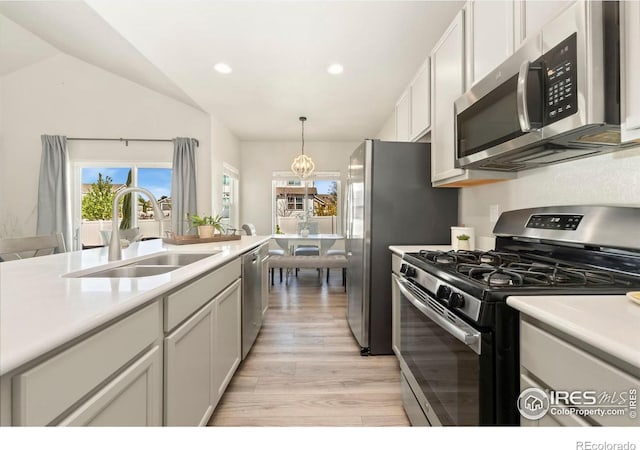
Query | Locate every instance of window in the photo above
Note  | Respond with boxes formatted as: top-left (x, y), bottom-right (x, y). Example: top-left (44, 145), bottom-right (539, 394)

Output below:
top-left (73, 163), bottom-right (172, 249)
top-left (221, 164), bottom-right (239, 230)
top-left (272, 171), bottom-right (341, 235)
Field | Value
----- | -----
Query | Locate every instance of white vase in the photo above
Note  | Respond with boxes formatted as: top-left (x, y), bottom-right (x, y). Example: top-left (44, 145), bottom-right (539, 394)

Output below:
top-left (458, 239), bottom-right (470, 251)
top-left (300, 228), bottom-right (309, 237)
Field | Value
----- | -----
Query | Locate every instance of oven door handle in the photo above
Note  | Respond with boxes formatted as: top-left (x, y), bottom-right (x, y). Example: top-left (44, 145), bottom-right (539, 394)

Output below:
top-left (395, 277), bottom-right (481, 355)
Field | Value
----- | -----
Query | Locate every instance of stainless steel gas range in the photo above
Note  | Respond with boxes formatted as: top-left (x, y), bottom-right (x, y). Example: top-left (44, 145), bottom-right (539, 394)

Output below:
top-left (394, 206), bottom-right (640, 426)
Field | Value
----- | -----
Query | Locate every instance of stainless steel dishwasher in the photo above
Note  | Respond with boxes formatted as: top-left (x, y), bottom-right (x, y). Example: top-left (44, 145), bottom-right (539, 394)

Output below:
top-left (241, 243), bottom-right (269, 359)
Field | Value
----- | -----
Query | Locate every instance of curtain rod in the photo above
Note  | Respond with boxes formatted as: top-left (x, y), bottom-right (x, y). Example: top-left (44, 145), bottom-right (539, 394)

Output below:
top-left (66, 137), bottom-right (199, 147)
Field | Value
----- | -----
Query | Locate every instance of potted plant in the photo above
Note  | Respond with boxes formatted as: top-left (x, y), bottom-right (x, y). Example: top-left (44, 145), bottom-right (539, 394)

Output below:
top-left (187, 214), bottom-right (224, 238)
top-left (456, 233), bottom-right (471, 251)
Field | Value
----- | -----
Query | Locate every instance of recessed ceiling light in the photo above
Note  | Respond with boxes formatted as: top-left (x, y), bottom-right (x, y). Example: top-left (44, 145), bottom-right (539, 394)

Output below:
top-left (214, 62), bottom-right (232, 74)
top-left (327, 63), bottom-right (344, 75)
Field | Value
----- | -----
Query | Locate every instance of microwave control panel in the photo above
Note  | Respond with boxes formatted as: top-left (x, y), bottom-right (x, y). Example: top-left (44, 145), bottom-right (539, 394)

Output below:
top-left (526, 214), bottom-right (584, 231)
top-left (544, 33), bottom-right (578, 125)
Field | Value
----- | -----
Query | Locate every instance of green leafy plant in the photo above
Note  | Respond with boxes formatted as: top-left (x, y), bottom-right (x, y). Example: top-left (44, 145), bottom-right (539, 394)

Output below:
top-left (456, 234), bottom-right (470, 241)
top-left (82, 173), bottom-right (118, 221)
top-left (187, 213), bottom-right (224, 233)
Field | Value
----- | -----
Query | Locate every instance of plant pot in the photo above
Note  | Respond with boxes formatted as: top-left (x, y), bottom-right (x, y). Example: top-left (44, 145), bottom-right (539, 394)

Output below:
top-left (457, 239), bottom-right (470, 251)
top-left (198, 225), bottom-right (215, 238)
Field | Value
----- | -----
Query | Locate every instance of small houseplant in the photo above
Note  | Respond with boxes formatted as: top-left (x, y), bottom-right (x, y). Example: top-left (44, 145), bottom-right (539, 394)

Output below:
top-left (456, 233), bottom-right (471, 250)
top-left (187, 213), bottom-right (224, 238)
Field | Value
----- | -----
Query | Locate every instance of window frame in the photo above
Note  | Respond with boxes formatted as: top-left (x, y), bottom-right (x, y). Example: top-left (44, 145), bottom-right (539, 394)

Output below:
top-left (72, 161), bottom-right (171, 250)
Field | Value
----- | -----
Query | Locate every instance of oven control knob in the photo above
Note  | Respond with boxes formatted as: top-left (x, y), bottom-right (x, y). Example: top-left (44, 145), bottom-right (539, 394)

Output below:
top-left (405, 266), bottom-right (417, 278)
top-left (400, 264), bottom-right (408, 274)
top-left (449, 293), bottom-right (465, 308)
top-left (436, 285), bottom-right (451, 302)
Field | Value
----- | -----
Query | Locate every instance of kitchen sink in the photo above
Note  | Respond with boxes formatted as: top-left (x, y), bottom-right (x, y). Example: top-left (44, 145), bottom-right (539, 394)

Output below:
top-left (128, 253), bottom-right (217, 267)
top-left (81, 265), bottom-right (181, 278)
top-left (66, 252), bottom-right (221, 278)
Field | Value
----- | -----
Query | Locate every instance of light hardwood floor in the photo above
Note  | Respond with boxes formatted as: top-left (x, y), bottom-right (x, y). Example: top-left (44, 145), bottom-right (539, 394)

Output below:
top-left (208, 269), bottom-right (410, 427)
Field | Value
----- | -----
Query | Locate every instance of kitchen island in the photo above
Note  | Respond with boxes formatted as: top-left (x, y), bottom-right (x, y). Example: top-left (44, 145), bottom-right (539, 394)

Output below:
top-left (0, 236), bottom-right (270, 426)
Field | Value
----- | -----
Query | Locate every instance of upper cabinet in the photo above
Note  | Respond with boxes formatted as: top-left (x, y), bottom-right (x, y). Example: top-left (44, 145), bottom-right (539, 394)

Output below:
top-left (410, 59), bottom-right (431, 141)
top-left (392, 58), bottom-right (431, 143)
top-left (467, 0), bottom-right (515, 86)
top-left (395, 88), bottom-right (411, 142)
top-left (621, 0), bottom-right (640, 142)
top-left (430, 9), bottom-right (466, 183)
top-left (430, 6), bottom-right (514, 187)
top-left (514, 0), bottom-right (574, 47)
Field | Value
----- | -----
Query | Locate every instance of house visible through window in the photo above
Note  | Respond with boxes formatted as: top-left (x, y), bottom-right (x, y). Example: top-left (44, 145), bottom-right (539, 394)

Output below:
top-left (272, 172), bottom-right (341, 234)
top-left (74, 164), bottom-right (172, 249)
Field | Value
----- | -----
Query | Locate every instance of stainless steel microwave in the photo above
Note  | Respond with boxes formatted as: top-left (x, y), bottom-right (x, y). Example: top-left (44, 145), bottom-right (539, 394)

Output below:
top-left (455, 1), bottom-right (631, 171)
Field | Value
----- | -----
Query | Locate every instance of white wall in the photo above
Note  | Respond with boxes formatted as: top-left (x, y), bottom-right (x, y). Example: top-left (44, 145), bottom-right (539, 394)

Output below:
top-left (375, 112), bottom-right (396, 141)
top-left (240, 141), bottom-right (359, 235)
top-left (0, 52), bottom-right (239, 238)
top-left (460, 146), bottom-right (640, 238)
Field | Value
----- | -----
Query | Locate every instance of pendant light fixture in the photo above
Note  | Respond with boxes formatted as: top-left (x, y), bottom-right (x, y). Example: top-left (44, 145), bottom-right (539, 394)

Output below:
top-left (291, 116), bottom-right (315, 179)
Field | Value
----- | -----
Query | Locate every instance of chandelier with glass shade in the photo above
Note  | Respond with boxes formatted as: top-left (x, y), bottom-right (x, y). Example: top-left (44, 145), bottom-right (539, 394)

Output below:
top-left (291, 116), bottom-right (315, 179)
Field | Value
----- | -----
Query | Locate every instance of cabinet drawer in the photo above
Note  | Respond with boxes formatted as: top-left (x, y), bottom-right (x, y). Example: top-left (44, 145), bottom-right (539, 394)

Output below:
top-left (164, 258), bottom-right (241, 332)
top-left (520, 321), bottom-right (640, 426)
top-left (13, 301), bottom-right (161, 426)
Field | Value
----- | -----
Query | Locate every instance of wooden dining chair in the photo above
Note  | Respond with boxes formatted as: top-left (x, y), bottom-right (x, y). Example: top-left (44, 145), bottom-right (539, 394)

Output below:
top-left (0, 232), bottom-right (66, 262)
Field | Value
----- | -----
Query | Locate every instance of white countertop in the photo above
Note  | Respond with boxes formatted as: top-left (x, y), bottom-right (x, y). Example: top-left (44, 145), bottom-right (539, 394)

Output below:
top-left (507, 295), bottom-right (640, 374)
top-left (389, 245), bottom-right (452, 255)
top-left (0, 236), bottom-right (270, 376)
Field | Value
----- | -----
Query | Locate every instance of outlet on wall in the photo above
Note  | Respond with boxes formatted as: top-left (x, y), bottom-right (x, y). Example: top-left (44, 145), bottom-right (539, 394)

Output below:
top-left (489, 204), bottom-right (500, 223)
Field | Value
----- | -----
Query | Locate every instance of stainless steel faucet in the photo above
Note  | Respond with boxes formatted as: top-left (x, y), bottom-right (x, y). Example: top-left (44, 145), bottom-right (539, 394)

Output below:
top-left (109, 187), bottom-right (165, 261)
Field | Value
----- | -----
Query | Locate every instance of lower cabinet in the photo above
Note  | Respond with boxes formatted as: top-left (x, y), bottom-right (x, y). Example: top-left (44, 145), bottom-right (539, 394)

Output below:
top-left (164, 298), bottom-right (216, 426)
top-left (213, 280), bottom-right (242, 400)
top-left (58, 346), bottom-right (162, 426)
top-left (164, 278), bottom-right (242, 426)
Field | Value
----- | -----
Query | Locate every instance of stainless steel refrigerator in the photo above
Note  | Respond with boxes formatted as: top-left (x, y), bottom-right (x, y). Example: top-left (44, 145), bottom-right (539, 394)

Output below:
top-left (345, 140), bottom-right (458, 355)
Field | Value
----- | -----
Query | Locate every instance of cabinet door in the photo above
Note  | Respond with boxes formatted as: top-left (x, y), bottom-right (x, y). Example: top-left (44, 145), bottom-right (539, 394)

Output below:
top-left (430, 9), bottom-right (466, 182)
top-left (516, 1), bottom-right (573, 46)
top-left (410, 60), bottom-right (431, 141)
top-left (395, 89), bottom-right (411, 142)
top-left (622, 0), bottom-right (640, 142)
top-left (58, 346), bottom-right (162, 426)
top-left (469, 0), bottom-right (514, 85)
top-left (164, 299), bottom-right (215, 426)
top-left (214, 279), bottom-right (242, 401)
top-left (391, 274), bottom-right (400, 357)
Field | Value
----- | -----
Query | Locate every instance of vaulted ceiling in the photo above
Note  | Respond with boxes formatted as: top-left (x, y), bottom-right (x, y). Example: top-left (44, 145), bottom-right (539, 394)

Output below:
top-left (1, 1), bottom-right (463, 140)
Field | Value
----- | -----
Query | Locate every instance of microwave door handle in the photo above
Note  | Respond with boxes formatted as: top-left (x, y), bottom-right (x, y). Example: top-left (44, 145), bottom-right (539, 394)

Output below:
top-left (395, 277), bottom-right (481, 354)
top-left (517, 61), bottom-right (533, 132)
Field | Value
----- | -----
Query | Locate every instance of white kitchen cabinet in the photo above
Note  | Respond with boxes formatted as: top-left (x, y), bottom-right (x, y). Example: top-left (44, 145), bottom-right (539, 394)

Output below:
top-left (430, 6), bottom-right (515, 187)
top-left (467, 0), bottom-right (515, 85)
top-left (57, 346), bottom-right (162, 426)
top-left (213, 279), bottom-right (242, 400)
top-left (391, 274), bottom-right (401, 357)
top-left (164, 298), bottom-right (216, 426)
top-left (514, 1), bottom-right (573, 46)
top-left (519, 320), bottom-right (640, 427)
top-left (395, 88), bottom-right (411, 142)
top-left (621, 0), bottom-right (640, 142)
top-left (410, 59), bottom-right (431, 141)
top-left (431, 9), bottom-right (466, 183)
top-left (11, 302), bottom-right (161, 426)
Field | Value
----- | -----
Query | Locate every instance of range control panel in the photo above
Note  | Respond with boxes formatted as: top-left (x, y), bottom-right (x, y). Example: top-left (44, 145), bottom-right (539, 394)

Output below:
top-left (526, 214), bottom-right (584, 231)
top-left (544, 33), bottom-right (578, 124)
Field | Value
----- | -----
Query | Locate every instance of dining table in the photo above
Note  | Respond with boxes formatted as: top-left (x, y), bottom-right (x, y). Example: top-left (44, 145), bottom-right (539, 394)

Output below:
top-left (271, 234), bottom-right (344, 255)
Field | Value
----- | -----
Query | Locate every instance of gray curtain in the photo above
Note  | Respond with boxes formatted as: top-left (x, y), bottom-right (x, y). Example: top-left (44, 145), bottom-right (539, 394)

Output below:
top-left (36, 135), bottom-right (71, 250)
top-left (171, 137), bottom-right (198, 235)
